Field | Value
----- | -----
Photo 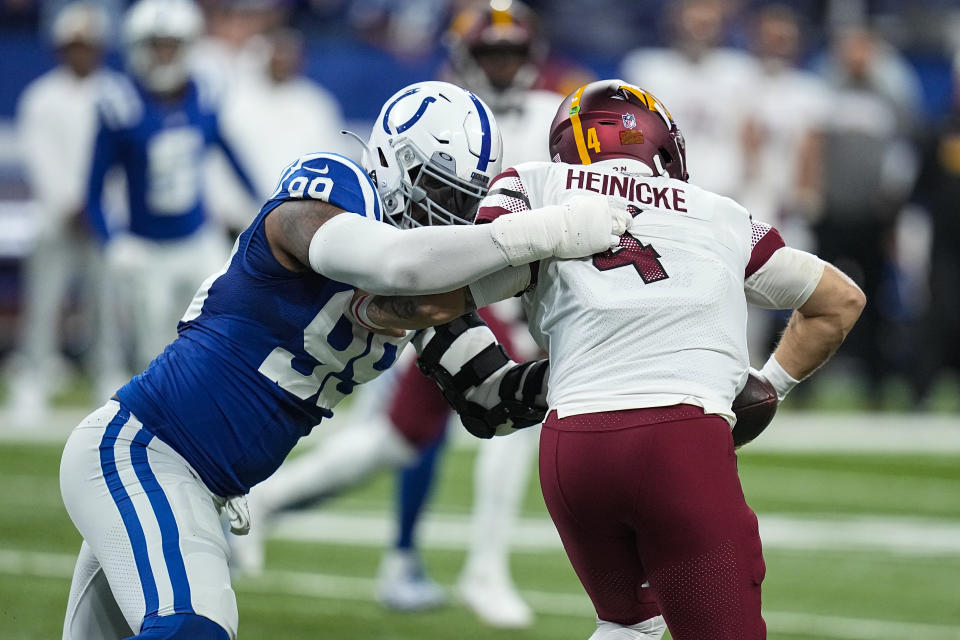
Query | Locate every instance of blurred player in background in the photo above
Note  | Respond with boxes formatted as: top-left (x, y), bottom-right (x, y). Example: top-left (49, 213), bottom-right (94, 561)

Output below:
top-left (59, 79), bottom-right (629, 639)
top-left (909, 51), bottom-right (960, 407)
top-left (738, 4), bottom-right (831, 362)
top-left (620, 0), bottom-right (760, 200)
top-left (211, 26), bottom-right (348, 231)
top-left (7, 2), bottom-right (122, 423)
top-left (814, 26), bottom-right (921, 403)
top-left (388, 0), bottom-right (571, 625)
top-left (85, 0), bottom-right (257, 373)
top-left (362, 79), bottom-right (865, 640)
top-left (232, 2), bottom-right (573, 627)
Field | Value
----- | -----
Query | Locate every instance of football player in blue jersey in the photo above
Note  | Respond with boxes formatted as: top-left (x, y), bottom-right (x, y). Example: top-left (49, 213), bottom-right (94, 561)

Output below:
top-left (85, 0), bottom-right (258, 371)
top-left (59, 76), bottom-right (630, 639)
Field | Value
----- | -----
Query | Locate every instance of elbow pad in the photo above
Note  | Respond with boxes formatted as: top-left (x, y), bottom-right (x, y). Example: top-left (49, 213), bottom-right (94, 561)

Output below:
top-left (415, 313), bottom-right (549, 439)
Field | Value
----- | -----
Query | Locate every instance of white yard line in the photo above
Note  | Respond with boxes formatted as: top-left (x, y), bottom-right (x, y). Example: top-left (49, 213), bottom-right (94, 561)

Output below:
top-left (2, 549), bottom-right (958, 639)
top-left (265, 510), bottom-right (960, 557)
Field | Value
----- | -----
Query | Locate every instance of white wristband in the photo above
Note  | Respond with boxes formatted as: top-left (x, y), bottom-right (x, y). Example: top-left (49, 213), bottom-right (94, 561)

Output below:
top-left (349, 293), bottom-right (386, 332)
top-left (759, 354), bottom-right (800, 402)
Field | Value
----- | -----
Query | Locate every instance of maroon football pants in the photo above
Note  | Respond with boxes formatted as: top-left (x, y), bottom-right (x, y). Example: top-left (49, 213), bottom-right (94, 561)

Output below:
top-left (387, 308), bottom-right (517, 449)
top-left (539, 406), bottom-right (766, 639)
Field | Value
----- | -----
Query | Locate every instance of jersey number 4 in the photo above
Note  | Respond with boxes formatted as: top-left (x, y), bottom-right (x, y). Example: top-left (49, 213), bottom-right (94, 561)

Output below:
top-left (593, 233), bottom-right (669, 284)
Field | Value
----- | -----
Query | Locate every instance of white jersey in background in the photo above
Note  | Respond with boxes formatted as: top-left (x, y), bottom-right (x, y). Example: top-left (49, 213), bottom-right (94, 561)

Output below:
top-left (739, 65), bottom-right (831, 244)
top-left (477, 158), bottom-right (786, 422)
top-left (9, 66), bottom-right (125, 420)
top-left (18, 68), bottom-right (114, 231)
top-left (620, 48), bottom-right (760, 199)
top-left (495, 89), bottom-right (564, 169)
top-left (219, 76), bottom-right (349, 197)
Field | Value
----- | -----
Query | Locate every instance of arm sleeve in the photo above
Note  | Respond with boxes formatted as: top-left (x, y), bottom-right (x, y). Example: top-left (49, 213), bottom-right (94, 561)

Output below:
top-left (85, 115), bottom-right (118, 243)
top-left (744, 246), bottom-right (825, 309)
top-left (308, 213), bottom-right (512, 295)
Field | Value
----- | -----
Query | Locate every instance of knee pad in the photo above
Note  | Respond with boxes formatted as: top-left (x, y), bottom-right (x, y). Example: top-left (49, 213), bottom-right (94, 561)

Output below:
top-left (132, 613), bottom-right (230, 640)
top-left (589, 616), bottom-right (667, 640)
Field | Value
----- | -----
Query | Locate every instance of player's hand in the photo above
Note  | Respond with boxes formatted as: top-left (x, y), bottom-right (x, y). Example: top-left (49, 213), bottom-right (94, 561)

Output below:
top-left (345, 290), bottom-right (406, 337)
top-left (553, 194), bottom-right (631, 259)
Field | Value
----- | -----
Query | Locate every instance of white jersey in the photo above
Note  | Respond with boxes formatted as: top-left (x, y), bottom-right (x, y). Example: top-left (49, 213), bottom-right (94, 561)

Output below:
top-left (494, 89), bottom-right (564, 168)
top-left (476, 159), bottom-right (785, 422)
top-left (620, 48), bottom-right (761, 199)
top-left (16, 67), bottom-right (117, 233)
top-left (739, 65), bottom-right (831, 241)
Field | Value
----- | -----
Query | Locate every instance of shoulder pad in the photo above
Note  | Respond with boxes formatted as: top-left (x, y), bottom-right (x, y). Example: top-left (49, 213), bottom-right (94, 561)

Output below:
top-left (269, 153), bottom-right (382, 222)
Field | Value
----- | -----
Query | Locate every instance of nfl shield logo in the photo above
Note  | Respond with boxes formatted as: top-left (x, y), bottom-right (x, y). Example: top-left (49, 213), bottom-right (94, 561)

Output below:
top-left (622, 113), bottom-right (637, 129)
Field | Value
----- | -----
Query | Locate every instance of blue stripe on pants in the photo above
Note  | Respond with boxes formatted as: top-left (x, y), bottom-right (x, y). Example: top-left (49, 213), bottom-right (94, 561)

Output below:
top-left (131, 428), bottom-right (194, 615)
top-left (99, 406), bottom-right (160, 616)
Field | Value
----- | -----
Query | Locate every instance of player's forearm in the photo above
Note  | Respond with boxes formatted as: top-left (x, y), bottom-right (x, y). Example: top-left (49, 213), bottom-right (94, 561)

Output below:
top-left (311, 215), bottom-right (512, 295)
top-left (763, 263), bottom-right (865, 392)
top-left (361, 263), bottom-right (532, 330)
top-left (772, 310), bottom-right (850, 380)
top-left (364, 288), bottom-right (474, 330)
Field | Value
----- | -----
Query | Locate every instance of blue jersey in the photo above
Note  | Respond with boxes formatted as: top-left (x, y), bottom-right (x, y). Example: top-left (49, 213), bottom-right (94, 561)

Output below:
top-left (117, 153), bottom-right (412, 497)
top-left (86, 75), bottom-right (255, 241)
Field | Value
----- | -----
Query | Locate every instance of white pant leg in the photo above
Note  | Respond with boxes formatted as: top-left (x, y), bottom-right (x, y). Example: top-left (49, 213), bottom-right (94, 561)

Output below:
top-left (60, 400), bottom-right (238, 638)
top-left (63, 541), bottom-right (133, 640)
top-left (588, 616), bottom-right (667, 640)
top-left (108, 228), bottom-right (229, 370)
top-left (462, 424), bottom-right (540, 581)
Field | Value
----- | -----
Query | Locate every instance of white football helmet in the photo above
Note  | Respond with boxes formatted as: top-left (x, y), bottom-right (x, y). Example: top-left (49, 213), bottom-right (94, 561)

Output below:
top-left (362, 81), bottom-right (503, 229)
top-left (123, 0), bottom-right (203, 93)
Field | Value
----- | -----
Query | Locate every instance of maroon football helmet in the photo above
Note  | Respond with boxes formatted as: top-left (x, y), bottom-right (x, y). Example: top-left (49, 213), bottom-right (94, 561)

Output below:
top-left (548, 80), bottom-right (689, 181)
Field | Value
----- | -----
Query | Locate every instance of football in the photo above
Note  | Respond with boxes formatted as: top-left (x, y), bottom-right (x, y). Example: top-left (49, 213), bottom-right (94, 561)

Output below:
top-left (731, 372), bottom-right (779, 448)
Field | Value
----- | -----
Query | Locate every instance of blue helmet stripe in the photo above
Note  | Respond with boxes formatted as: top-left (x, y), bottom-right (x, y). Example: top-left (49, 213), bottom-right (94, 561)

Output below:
top-left (468, 91), bottom-right (492, 172)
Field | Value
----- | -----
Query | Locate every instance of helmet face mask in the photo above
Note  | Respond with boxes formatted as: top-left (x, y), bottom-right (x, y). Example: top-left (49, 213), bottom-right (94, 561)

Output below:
top-left (365, 81), bottom-right (502, 229)
top-left (549, 80), bottom-right (689, 181)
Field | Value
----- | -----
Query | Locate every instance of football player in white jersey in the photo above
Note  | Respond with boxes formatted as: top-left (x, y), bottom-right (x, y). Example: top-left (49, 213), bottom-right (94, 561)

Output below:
top-left (355, 80), bottom-right (866, 640)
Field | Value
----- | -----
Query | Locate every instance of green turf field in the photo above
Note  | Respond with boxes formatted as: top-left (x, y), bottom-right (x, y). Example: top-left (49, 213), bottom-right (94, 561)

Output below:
top-left (1, 431), bottom-right (959, 639)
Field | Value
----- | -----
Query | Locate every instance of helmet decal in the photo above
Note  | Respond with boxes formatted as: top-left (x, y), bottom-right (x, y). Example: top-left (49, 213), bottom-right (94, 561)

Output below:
top-left (549, 79), bottom-right (688, 181)
top-left (467, 91), bottom-right (493, 171)
top-left (382, 88), bottom-right (439, 135)
top-left (567, 84), bottom-right (592, 165)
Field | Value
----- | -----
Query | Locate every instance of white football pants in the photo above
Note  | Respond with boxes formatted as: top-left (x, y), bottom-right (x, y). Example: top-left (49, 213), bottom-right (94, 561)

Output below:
top-left (12, 224), bottom-right (122, 403)
top-left (589, 616), bottom-right (667, 640)
top-left (461, 423), bottom-right (540, 582)
top-left (60, 400), bottom-right (237, 639)
top-left (106, 227), bottom-right (228, 370)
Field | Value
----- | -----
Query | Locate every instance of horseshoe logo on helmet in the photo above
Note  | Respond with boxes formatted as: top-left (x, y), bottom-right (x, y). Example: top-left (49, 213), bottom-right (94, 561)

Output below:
top-left (382, 88), bottom-right (438, 135)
